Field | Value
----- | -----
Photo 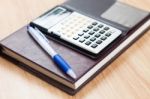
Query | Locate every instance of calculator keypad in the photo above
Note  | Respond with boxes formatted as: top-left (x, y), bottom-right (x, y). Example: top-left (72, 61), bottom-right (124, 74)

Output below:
top-left (72, 21), bottom-right (121, 51)
top-left (49, 12), bottom-right (122, 54)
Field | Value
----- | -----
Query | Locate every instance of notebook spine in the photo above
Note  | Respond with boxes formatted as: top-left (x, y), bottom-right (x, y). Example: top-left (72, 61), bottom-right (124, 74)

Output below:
top-left (0, 44), bottom-right (3, 55)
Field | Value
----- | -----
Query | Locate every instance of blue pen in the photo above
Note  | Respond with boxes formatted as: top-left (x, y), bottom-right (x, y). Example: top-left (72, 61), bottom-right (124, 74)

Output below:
top-left (27, 26), bottom-right (77, 79)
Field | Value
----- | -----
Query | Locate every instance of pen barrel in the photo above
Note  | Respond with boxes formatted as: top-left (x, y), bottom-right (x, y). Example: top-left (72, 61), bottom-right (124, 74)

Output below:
top-left (53, 54), bottom-right (71, 72)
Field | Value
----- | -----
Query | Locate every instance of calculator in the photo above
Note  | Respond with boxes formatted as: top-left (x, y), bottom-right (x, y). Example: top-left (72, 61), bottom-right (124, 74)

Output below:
top-left (31, 6), bottom-right (122, 54)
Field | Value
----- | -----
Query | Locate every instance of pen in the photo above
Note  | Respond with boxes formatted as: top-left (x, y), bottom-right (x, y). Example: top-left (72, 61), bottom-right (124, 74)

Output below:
top-left (27, 26), bottom-right (77, 79)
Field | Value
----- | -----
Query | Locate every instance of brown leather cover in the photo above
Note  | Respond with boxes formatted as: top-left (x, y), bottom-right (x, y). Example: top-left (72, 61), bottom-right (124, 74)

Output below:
top-left (0, 26), bottom-right (103, 95)
top-left (0, 26), bottom-right (100, 83)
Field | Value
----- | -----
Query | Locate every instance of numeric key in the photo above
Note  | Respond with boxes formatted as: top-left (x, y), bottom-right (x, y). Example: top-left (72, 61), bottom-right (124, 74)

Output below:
top-left (91, 44), bottom-right (98, 48)
top-left (79, 38), bottom-right (85, 43)
top-left (85, 41), bottom-right (92, 45)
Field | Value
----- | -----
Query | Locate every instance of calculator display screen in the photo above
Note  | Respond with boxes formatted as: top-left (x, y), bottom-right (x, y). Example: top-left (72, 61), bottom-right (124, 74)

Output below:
top-left (32, 7), bottom-right (72, 29)
top-left (52, 8), bottom-right (66, 15)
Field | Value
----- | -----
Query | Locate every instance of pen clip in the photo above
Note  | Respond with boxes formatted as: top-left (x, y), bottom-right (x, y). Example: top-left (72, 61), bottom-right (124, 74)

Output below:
top-left (34, 27), bottom-right (50, 43)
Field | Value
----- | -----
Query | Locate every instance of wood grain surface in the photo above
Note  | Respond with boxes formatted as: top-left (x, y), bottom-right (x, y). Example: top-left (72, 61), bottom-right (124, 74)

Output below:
top-left (0, 0), bottom-right (150, 99)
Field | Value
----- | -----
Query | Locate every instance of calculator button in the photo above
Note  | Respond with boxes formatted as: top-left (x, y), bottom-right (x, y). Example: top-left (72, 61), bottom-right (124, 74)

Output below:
top-left (101, 36), bottom-right (107, 40)
top-left (79, 38), bottom-right (85, 43)
top-left (93, 27), bottom-right (99, 31)
top-left (95, 33), bottom-right (101, 38)
top-left (96, 40), bottom-right (102, 44)
top-left (83, 29), bottom-right (89, 32)
top-left (85, 41), bottom-right (92, 45)
top-left (89, 31), bottom-right (95, 35)
top-left (87, 25), bottom-right (93, 29)
top-left (90, 37), bottom-right (96, 41)
top-left (73, 36), bottom-right (79, 40)
top-left (92, 22), bottom-right (98, 26)
top-left (98, 24), bottom-right (104, 28)
top-left (104, 27), bottom-right (110, 30)
top-left (78, 32), bottom-right (84, 36)
top-left (99, 30), bottom-right (105, 34)
top-left (91, 44), bottom-right (98, 48)
top-left (84, 34), bottom-right (90, 39)
top-left (105, 33), bottom-right (111, 37)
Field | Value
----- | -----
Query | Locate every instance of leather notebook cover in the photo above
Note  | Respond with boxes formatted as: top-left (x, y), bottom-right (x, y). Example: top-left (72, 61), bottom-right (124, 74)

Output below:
top-left (0, 0), bottom-right (150, 95)
top-left (0, 26), bottom-right (101, 94)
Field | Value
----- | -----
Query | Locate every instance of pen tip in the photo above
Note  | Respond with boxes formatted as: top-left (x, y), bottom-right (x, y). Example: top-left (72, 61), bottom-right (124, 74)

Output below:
top-left (67, 69), bottom-right (77, 79)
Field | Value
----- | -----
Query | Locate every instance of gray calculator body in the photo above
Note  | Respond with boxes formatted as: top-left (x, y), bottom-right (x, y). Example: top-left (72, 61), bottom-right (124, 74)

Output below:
top-left (31, 6), bottom-right (122, 54)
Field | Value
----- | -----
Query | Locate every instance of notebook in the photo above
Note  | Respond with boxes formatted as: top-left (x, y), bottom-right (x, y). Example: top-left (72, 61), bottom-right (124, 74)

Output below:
top-left (0, 0), bottom-right (150, 95)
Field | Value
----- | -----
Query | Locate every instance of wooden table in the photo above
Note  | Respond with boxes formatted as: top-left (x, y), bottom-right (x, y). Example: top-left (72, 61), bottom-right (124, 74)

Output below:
top-left (0, 0), bottom-right (150, 98)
